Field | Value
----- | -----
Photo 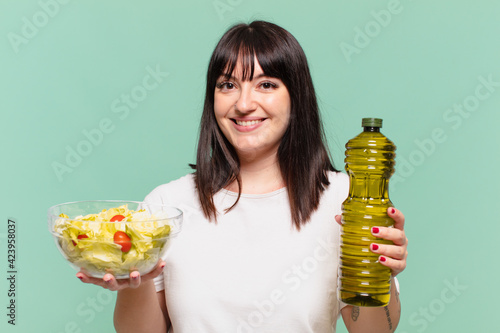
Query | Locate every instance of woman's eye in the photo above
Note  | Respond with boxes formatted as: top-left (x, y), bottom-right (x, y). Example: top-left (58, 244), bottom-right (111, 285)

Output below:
top-left (217, 82), bottom-right (235, 90)
top-left (260, 82), bottom-right (277, 90)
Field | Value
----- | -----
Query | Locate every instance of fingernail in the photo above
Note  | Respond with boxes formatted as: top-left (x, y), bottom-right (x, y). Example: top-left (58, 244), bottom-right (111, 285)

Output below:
top-left (391, 208), bottom-right (396, 214)
top-left (103, 277), bottom-right (111, 283)
top-left (160, 262), bottom-right (166, 269)
top-left (380, 256), bottom-right (386, 262)
top-left (372, 227), bottom-right (380, 234)
top-left (372, 244), bottom-right (379, 251)
top-left (77, 275), bottom-right (83, 281)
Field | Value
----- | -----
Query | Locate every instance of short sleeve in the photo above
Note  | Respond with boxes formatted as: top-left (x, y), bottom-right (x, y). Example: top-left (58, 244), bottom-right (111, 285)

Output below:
top-left (394, 276), bottom-right (400, 294)
top-left (153, 270), bottom-right (166, 292)
top-left (141, 175), bottom-right (195, 294)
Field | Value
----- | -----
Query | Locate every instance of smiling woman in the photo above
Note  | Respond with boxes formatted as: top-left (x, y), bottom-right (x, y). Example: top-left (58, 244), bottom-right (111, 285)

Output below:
top-left (78, 20), bottom-right (408, 333)
top-left (194, 21), bottom-right (336, 226)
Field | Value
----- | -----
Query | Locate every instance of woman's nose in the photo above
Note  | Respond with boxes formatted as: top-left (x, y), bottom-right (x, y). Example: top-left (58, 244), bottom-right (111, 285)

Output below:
top-left (234, 85), bottom-right (257, 113)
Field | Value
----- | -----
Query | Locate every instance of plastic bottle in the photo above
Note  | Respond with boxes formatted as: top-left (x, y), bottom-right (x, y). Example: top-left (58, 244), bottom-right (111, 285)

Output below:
top-left (338, 118), bottom-right (396, 307)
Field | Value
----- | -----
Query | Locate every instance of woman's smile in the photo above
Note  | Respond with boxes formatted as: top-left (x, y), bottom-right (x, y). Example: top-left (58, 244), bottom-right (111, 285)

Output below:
top-left (231, 117), bottom-right (266, 132)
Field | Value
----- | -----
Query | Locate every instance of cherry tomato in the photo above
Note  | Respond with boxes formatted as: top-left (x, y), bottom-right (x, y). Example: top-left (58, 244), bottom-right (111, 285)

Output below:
top-left (72, 234), bottom-right (89, 246)
top-left (114, 231), bottom-right (132, 252)
top-left (110, 214), bottom-right (125, 222)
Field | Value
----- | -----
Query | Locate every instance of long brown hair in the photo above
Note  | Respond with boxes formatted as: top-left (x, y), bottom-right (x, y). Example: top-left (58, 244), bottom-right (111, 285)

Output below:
top-left (191, 21), bottom-right (337, 229)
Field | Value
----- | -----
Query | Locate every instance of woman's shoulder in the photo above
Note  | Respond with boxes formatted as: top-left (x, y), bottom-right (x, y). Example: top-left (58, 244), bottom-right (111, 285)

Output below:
top-left (327, 170), bottom-right (349, 187)
top-left (143, 173), bottom-right (196, 205)
top-left (324, 170), bottom-right (349, 200)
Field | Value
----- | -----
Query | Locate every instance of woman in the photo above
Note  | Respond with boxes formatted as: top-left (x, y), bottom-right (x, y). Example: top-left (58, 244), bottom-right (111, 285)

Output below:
top-left (79, 21), bottom-right (408, 332)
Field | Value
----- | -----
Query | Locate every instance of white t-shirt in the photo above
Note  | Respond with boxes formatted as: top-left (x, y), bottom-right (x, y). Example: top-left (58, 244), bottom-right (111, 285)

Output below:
top-left (144, 171), bottom-right (349, 333)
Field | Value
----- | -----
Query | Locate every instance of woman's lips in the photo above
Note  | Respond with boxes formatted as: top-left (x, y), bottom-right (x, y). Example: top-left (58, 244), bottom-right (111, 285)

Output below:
top-left (231, 118), bottom-right (266, 132)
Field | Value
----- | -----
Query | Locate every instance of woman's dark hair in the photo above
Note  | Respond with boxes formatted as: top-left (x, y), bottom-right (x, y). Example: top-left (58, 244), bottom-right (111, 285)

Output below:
top-left (191, 20), bottom-right (337, 229)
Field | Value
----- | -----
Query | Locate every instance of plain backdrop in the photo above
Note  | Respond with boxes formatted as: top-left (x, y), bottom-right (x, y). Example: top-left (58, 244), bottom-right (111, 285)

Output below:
top-left (1, 1), bottom-right (499, 332)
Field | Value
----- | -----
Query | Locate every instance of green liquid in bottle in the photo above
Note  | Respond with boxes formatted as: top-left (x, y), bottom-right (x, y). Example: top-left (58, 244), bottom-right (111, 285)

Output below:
top-left (338, 118), bottom-right (396, 307)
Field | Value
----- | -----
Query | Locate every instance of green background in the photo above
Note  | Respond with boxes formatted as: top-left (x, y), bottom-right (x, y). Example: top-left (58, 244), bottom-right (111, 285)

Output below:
top-left (1, 0), bottom-right (499, 332)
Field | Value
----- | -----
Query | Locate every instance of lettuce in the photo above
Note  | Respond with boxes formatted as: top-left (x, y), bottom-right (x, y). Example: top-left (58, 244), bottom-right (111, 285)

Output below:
top-left (53, 204), bottom-right (172, 278)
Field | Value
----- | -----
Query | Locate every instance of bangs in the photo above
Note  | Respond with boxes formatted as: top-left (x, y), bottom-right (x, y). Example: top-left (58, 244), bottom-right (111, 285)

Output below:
top-left (212, 26), bottom-right (287, 82)
top-left (221, 42), bottom-right (256, 81)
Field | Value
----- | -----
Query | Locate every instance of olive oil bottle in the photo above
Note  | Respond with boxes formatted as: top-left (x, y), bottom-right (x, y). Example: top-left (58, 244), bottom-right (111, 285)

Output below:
top-left (338, 118), bottom-right (396, 307)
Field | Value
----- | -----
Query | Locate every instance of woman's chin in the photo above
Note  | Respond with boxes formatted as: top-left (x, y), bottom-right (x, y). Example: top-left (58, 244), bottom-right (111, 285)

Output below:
top-left (234, 145), bottom-right (280, 162)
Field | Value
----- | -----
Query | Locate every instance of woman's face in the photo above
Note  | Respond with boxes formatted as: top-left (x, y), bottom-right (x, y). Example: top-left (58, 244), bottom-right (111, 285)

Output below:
top-left (214, 59), bottom-right (291, 161)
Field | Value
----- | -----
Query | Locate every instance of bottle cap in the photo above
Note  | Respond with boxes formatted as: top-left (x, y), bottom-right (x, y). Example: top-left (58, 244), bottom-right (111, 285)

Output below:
top-left (362, 118), bottom-right (383, 128)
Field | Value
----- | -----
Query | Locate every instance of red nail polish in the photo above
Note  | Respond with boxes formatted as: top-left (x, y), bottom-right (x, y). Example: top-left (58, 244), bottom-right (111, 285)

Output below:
top-left (380, 256), bottom-right (386, 262)
top-left (77, 276), bottom-right (83, 281)
top-left (372, 227), bottom-right (380, 234)
top-left (372, 244), bottom-right (379, 251)
top-left (391, 208), bottom-right (396, 214)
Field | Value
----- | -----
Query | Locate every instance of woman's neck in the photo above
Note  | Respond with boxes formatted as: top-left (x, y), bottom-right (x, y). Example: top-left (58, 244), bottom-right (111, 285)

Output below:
top-left (226, 151), bottom-right (284, 194)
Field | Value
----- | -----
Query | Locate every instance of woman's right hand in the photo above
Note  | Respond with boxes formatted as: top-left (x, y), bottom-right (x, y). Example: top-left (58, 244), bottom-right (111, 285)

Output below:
top-left (76, 260), bottom-right (166, 291)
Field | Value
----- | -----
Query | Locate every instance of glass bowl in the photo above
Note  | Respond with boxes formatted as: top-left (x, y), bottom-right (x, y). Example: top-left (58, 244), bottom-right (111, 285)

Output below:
top-left (48, 200), bottom-right (182, 279)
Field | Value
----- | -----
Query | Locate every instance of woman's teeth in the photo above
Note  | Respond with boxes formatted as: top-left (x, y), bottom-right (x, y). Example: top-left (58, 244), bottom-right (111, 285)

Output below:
top-left (235, 119), bottom-right (263, 126)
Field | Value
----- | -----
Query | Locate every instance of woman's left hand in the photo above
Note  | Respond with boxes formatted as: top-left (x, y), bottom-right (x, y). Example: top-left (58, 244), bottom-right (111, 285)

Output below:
top-left (335, 207), bottom-right (408, 277)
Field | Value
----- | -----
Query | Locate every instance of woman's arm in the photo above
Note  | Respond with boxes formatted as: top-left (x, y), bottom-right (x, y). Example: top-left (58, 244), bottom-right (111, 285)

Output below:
top-left (114, 280), bottom-right (169, 333)
top-left (77, 260), bottom-right (170, 333)
top-left (341, 278), bottom-right (400, 333)
top-left (157, 290), bottom-right (170, 327)
top-left (336, 208), bottom-right (408, 333)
